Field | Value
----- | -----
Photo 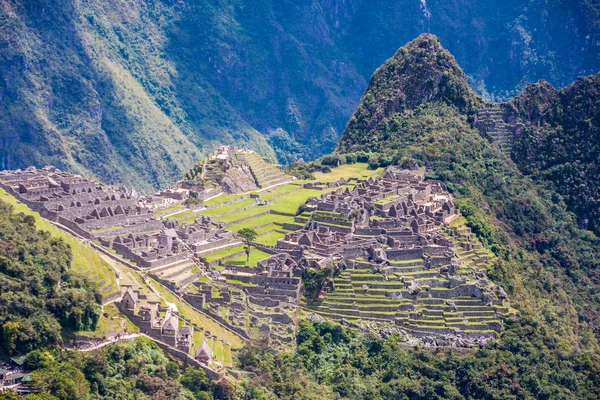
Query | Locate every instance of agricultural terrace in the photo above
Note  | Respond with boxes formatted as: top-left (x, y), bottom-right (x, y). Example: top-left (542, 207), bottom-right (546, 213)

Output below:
top-left (313, 162), bottom-right (384, 182)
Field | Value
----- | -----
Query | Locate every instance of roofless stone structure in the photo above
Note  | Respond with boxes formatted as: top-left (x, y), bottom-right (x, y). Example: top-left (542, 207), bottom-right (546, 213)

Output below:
top-left (0, 158), bottom-right (512, 350)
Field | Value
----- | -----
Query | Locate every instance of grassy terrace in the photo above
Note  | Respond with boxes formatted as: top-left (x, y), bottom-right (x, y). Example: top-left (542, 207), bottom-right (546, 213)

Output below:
top-left (269, 188), bottom-right (323, 214)
top-left (0, 188), bottom-right (119, 296)
top-left (259, 183), bottom-right (302, 201)
top-left (166, 209), bottom-right (200, 220)
top-left (313, 162), bottom-right (384, 182)
top-left (202, 198), bottom-right (256, 216)
top-left (217, 206), bottom-right (270, 224)
top-left (204, 193), bottom-right (247, 207)
top-left (193, 167), bottom-right (379, 276)
top-left (154, 203), bottom-right (185, 216)
top-left (255, 230), bottom-right (286, 246)
top-left (204, 245), bottom-right (247, 263)
top-left (226, 249), bottom-right (272, 267)
top-left (227, 214), bottom-right (291, 232)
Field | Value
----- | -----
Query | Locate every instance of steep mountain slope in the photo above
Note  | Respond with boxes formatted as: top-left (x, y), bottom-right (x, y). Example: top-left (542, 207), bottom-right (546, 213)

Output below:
top-left (336, 34), bottom-right (600, 344)
top-left (0, 199), bottom-right (100, 355)
top-left (1, 0), bottom-right (599, 191)
top-left (338, 34), bottom-right (482, 152)
top-left (509, 74), bottom-right (600, 235)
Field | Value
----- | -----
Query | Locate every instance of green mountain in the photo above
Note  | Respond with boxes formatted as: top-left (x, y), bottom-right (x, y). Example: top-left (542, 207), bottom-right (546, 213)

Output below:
top-left (245, 34), bottom-right (600, 399)
top-left (509, 74), bottom-right (600, 236)
top-left (337, 34), bottom-right (600, 337)
top-left (1, 0), bottom-right (598, 192)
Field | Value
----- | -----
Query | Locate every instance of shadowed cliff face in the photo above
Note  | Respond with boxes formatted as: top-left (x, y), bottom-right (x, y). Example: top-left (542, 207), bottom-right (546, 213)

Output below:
top-left (1, 0), bottom-right (598, 191)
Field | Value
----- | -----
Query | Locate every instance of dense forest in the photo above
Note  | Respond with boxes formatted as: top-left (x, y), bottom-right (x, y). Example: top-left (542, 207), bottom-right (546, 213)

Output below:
top-left (0, 200), bottom-right (100, 356)
top-left (236, 320), bottom-right (600, 399)
top-left (0, 338), bottom-right (227, 400)
top-left (509, 74), bottom-right (600, 236)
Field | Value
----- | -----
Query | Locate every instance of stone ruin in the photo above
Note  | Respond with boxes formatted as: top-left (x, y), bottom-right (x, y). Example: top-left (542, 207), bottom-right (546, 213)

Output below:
top-left (0, 162), bottom-right (513, 349)
top-left (271, 166), bottom-right (511, 343)
top-left (185, 145), bottom-right (292, 194)
top-left (0, 167), bottom-right (241, 275)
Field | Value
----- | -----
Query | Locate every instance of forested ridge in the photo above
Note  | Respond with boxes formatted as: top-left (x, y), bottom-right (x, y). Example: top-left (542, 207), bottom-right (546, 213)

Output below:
top-left (510, 73), bottom-right (600, 236)
top-left (0, 200), bottom-right (100, 356)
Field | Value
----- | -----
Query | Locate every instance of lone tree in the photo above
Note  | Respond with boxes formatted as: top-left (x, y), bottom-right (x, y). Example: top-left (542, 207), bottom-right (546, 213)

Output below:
top-left (237, 228), bottom-right (258, 262)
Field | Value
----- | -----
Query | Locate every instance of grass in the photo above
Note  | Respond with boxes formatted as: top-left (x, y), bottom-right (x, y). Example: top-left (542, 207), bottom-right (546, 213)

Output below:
top-left (202, 198), bottom-right (256, 216)
top-left (269, 188), bottom-right (322, 214)
top-left (223, 345), bottom-right (232, 365)
top-left (259, 183), bottom-right (301, 201)
top-left (205, 193), bottom-right (247, 207)
top-left (216, 206), bottom-right (269, 224)
top-left (226, 249), bottom-right (272, 267)
top-left (154, 204), bottom-right (185, 216)
top-left (203, 245), bottom-right (246, 263)
top-left (0, 188), bottom-right (119, 296)
top-left (166, 209), bottom-right (198, 220)
top-left (227, 214), bottom-right (291, 232)
top-left (255, 231), bottom-right (285, 246)
top-left (313, 163), bottom-right (384, 182)
top-left (75, 304), bottom-right (139, 339)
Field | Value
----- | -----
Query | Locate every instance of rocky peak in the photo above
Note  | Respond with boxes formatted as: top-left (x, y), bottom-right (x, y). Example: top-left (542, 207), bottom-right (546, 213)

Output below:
top-left (338, 34), bottom-right (482, 151)
top-left (508, 80), bottom-right (558, 124)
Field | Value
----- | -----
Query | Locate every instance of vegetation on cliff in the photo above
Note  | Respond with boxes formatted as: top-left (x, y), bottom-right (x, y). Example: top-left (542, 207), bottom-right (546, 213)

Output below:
top-left (510, 73), bottom-right (600, 236)
top-left (0, 200), bottom-right (100, 356)
top-left (2, 1), bottom-right (598, 190)
top-left (0, 338), bottom-right (225, 400)
top-left (235, 320), bottom-right (600, 399)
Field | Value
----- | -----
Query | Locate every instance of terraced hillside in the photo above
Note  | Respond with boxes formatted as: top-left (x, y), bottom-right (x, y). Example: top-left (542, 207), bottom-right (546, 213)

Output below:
top-left (281, 165), bottom-right (514, 345)
top-left (232, 150), bottom-right (291, 189)
top-left (177, 163), bottom-right (386, 348)
top-left (185, 146), bottom-right (292, 193)
top-left (307, 217), bottom-right (508, 340)
top-left (475, 104), bottom-right (522, 154)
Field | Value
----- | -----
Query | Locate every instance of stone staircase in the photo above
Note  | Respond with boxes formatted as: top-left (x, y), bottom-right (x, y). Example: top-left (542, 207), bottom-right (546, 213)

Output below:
top-left (476, 104), bottom-right (521, 155)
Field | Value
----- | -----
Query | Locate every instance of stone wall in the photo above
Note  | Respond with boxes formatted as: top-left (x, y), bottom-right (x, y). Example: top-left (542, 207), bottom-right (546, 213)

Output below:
top-left (387, 248), bottom-right (423, 260)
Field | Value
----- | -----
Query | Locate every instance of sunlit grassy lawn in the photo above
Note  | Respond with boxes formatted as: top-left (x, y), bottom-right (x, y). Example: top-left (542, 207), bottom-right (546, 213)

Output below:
top-left (223, 345), bottom-right (232, 366)
top-left (203, 245), bottom-right (247, 263)
top-left (255, 230), bottom-right (285, 246)
top-left (270, 188), bottom-right (322, 214)
top-left (148, 277), bottom-right (244, 348)
top-left (204, 193), bottom-right (247, 207)
top-left (202, 198), bottom-right (255, 216)
top-left (314, 162), bottom-right (384, 182)
top-left (227, 214), bottom-right (291, 232)
top-left (166, 209), bottom-right (198, 220)
top-left (216, 205), bottom-right (270, 224)
top-left (259, 183), bottom-right (301, 201)
top-left (154, 204), bottom-right (184, 216)
top-left (226, 249), bottom-right (272, 267)
top-left (0, 188), bottom-right (119, 295)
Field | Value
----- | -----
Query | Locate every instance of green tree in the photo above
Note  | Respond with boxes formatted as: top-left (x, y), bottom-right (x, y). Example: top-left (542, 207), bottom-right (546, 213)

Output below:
top-left (237, 228), bottom-right (258, 262)
top-left (180, 368), bottom-right (213, 398)
top-left (31, 363), bottom-right (90, 400)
